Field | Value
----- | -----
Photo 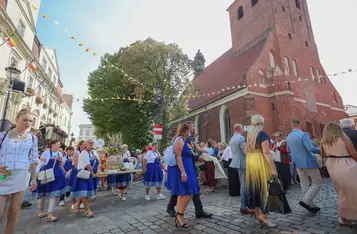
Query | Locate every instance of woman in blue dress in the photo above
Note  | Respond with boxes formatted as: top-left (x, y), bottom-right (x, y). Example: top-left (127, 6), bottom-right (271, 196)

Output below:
top-left (91, 149), bottom-right (100, 198)
top-left (166, 123), bottom-right (199, 229)
top-left (143, 143), bottom-right (166, 201)
top-left (59, 146), bottom-right (74, 206)
top-left (34, 140), bottom-right (66, 222)
top-left (71, 139), bottom-right (97, 218)
top-left (111, 157), bottom-right (131, 201)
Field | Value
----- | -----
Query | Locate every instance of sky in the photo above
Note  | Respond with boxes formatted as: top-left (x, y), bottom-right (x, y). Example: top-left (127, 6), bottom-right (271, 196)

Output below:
top-left (35, 0), bottom-right (357, 138)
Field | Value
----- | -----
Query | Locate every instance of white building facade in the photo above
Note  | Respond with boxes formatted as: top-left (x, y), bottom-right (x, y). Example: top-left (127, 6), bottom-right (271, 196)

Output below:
top-left (0, 0), bottom-right (73, 144)
top-left (78, 124), bottom-right (96, 142)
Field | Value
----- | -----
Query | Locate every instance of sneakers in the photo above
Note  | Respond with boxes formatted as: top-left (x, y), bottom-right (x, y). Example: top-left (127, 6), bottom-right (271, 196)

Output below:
top-left (144, 195), bottom-right (151, 201)
top-left (157, 193), bottom-right (166, 200)
top-left (71, 204), bottom-right (75, 210)
top-left (79, 203), bottom-right (85, 209)
top-left (59, 200), bottom-right (65, 207)
top-left (121, 196), bottom-right (127, 201)
top-left (21, 201), bottom-right (32, 209)
top-left (112, 188), bottom-right (117, 195)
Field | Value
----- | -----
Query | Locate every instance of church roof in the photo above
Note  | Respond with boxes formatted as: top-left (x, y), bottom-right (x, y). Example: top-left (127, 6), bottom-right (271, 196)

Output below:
top-left (189, 38), bottom-right (266, 109)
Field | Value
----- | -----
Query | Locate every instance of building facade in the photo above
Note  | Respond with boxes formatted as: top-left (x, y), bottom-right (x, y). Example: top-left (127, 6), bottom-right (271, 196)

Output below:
top-left (78, 124), bottom-right (96, 142)
top-left (175, 0), bottom-right (347, 143)
top-left (0, 0), bottom-right (73, 144)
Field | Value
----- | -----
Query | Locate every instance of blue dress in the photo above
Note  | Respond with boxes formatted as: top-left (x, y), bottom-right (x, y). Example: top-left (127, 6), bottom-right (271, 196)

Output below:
top-left (143, 152), bottom-right (163, 187)
top-left (166, 139), bottom-right (199, 196)
top-left (71, 153), bottom-right (96, 198)
top-left (33, 151), bottom-right (66, 199)
top-left (110, 158), bottom-right (131, 188)
top-left (90, 156), bottom-right (99, 193)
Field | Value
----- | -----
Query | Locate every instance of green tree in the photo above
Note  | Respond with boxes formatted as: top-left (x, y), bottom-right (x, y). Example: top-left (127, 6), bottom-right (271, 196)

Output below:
top-left (84, 38), bottom-right (193, 148)
top-left (191, 49), bottom-right (206, 78)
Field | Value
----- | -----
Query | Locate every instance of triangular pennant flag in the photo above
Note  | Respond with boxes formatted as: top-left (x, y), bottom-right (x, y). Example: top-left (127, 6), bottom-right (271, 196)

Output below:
top-left (71, 36), bottom-right (76, 40)
top-left (341, 72), bottom-right (345, 74)
top-left (207, 94), bottom-right (211, 96)
top-left (86, 48), bottom-right (90, 52)
top-left (222, 88), bottom-right (225, 91)
top-left (93, 52), bottom-right (97, 56)
top-left (79, 42), bottom-right (84, 46)
top-left (64, 29), bottom-right (69, 33)
top-left (348, 69), bottom-right (352, 72)
top-left (254, 83), bottom-right (257, 87)
top-left (128, 97), bottom-right (131, 100)
top-left (248, 85), bottom-right (252, 87)
top-left (117, 96), bottom-right (120, 99)
top-left (232, 86), bottom-right (235, 89)
top-left (32, 5), bottom-right (38, 10)
top-left (226, 87), bottom-right (230, 90)
top-left (54, 20), bottom-right (59, 25)
top-left (7, 37), bottom-right (16, 48)
top-left (42, 14), bottom-right (49, 19)
top-left (333, 74), bottom-right (338, 76)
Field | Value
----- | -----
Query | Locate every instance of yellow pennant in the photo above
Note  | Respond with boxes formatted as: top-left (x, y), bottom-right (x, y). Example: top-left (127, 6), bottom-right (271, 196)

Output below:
top-left (79, 42), bottom-right (84, 46)
top-left (32, 5), bottom-right (38, 10)
top-left (42, 14), bottom-right (49, 19)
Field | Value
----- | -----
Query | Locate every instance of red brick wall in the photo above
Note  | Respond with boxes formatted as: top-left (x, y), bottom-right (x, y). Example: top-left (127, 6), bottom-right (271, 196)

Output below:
top-left (0, 0), bottom-right (7, 12)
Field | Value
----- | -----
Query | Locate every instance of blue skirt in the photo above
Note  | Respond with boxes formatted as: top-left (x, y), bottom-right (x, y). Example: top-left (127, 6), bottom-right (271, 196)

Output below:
top-left (109, 174), bottom-right (131, 188)
top-left (165, 163), bottom-right (199, 196)
top-left (65, 168), bottom-right (78, 192)
top-left (71, 172), bottom-right (95, 198)
top-left (143, 162), bottom-right (163, 187)
top-left (33, 166), bottom-right (66, 199)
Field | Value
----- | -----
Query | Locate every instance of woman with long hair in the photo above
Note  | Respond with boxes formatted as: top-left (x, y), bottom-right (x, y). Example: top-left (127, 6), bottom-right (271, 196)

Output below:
top-left (0, 109), bottom-right (38, 234)
top-left (320, 122), bottom-right (357, 226)
top-left (71, 139), bottom-right (97, 217)
top-left (245, 114), bottom-right (278, 228)
top-left (166, 123), bottom-right (199, 228)
top-left (34, 140), bottom-right (66, 222)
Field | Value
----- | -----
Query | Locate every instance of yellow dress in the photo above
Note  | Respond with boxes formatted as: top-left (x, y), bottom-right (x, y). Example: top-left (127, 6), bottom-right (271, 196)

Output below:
top-left (245, 131), bottom-right (272, 213)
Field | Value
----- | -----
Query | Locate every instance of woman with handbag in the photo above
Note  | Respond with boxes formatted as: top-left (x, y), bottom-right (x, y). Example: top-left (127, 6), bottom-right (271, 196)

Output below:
top-left (0, 109), bottom-right (38, 234)
top-left (245, 114), bottom-right (278, 228)
top-left (33, 140), bottom-right (66, 222)
top-left (71, 139), bottom-right (97, 218)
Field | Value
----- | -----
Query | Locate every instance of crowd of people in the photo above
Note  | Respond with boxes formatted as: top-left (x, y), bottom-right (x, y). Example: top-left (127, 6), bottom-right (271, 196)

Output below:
top-left (0, 108), bottom-right (356, 233)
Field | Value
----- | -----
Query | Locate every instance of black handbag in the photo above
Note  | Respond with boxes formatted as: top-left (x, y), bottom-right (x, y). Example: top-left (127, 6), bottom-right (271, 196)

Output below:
top-left (266, 177), bottom-right (292, 214)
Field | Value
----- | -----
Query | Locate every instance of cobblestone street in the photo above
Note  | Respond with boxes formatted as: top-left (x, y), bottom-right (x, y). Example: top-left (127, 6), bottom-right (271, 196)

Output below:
top-left (3, 178), bottom-right (356, 234)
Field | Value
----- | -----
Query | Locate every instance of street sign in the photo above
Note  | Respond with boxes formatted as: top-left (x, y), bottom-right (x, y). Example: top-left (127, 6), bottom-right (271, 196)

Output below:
top-left (154, 134), bottom-right (162, 140)
top-left (153, 124), bottom-right (163, 135)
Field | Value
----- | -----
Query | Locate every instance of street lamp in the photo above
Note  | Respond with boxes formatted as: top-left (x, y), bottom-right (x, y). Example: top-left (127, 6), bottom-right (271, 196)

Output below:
top-left (70, 133), bottom-right (75, 146)
top-left (154, 85), bottom-right (162, 124)
top-left (1, 63), bottom-right (21, 131)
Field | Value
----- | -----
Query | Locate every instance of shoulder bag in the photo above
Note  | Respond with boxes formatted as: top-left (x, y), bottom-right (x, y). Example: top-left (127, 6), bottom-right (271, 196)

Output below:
top-left (37, 151), bottom-right (57, 185)
top-left (77, 153), bottom-right (96, 179)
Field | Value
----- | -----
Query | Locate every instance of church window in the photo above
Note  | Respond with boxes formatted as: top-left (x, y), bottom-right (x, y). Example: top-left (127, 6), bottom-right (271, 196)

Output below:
top-left (316, 68), bottom-right (321, 83)
top-left (332, 91), bottom-right (338, 103)
top-left (295, 0), bottom-right (301, 9)
top-left (299, 15), bottom-right (303, 21)
top-left (288, 33), bottom-right (292, 40)
top-left (284, 56), bottom-right (290, 75)
top-left (258, 70), bottom-right (265, 85)
top-left (282, 6), bottom-right (285, 12)
top-left (237, 6), bottom-right (244, 20)
top-left (292, 59), bottom-right (298, 75)
top-left (251, 0), bottom-right (259, 7)
top-left (287, 82), bottom-right (291, 90)
top-left (305, 41), bottom-right (309, 47)
top-left (224, 109), bottom-right (232, 143)
top-left (309, 66), bottom-right (315, 81)
top-left (269, 51), bottom-right (275, 68)
top-left (323, 76), bottom-right (327, 84)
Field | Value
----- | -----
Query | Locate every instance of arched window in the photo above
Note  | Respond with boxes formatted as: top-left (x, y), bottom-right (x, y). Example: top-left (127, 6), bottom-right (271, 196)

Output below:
top-left (258, 70), bottom-right (265, 85)
top-left (292, 59), bottom-right (298, 75)
top-left (305, 41), bottom-right (309, 47)
top-left (309, 66), bottom-right (315, 81)
top-left (332, 91), bottom-right (338, 103)
top-left (251, 0), bottom-right (259, 7)
top-left (284, 56), bottom-right (290, 75)
top-left (237, 6), bottom-right (244, 20)
top-left (295, 0), bottom-right (301, 9)
top-left (269, 51), bottom-right (275, 68)
top-left (288, 33), bottom-right (292, 40)
top-left (282, 6), bottom-right (285, 12)
top-left (219, 105), bottom-right (232, 143)
top-left (316, 68), bottom-right (321, 83)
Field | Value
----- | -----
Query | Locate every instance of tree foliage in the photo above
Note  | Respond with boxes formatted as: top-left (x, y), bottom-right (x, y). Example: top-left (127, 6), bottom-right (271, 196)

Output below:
top-left (84, 38), bottom-right (194, 148)
top-left (191, 49), bottom-right (206, 78)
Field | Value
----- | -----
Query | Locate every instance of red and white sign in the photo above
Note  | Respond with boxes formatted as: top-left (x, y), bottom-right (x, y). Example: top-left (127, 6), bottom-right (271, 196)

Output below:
top-left (153, 124), bottom-right (163, 135)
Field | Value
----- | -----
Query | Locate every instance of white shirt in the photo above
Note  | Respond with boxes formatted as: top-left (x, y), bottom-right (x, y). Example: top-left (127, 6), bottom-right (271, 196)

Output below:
top-left (36, 150), bottom-right (62, 172)
top-left (273, 140), bottom-right (285, 162)
top-left (221, 146), bottom-right (232, 161)
top-left (78, 150), bottom-right (91, 170)
top-left (145, 150), bottom-right (160, 163)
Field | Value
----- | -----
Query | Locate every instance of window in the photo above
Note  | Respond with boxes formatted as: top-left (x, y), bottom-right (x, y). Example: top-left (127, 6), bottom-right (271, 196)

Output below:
top-left (48, 68), bottom-right (53, 79)
top-left (288, 33), bottom-right (292, 40)
top-left (284, 56), bottom-right (290, 75)
top-left (295, 0), bottom-right (301, 9)
top-left (37, 86), bottom-right (42, 95)
top-left (287, 82), bottom-right (291, 90)
top-left (17, 19), bottom-right (26, 38)
top-left (237, 6), bottom-right (244, 20)
top-left (42, 59), bottom-right (48, 70)
top-left (86, 129), bottom-right (90, 136)
top-left (224, 109), bottom-right (232, 143)
top-left (323, 76), bottom-right (327, 84)
top-left (272, 103), bottom-right (275, 111)
top-left (332, 91), bottom-right (337, 103)
top-left (269, 51), bottom-right (275, 68)
top-left (9, 56), bottom-right (18, 67)
top-left (80, 129), bottom-right (83, 136)
top-left (316, 68), bottom-right (321, 83)
top-left (251, 0), bottom-right (259, 7)
top-left (282, 6), bottom-right (285, 12)
top-left (44, 93), bottom-right (47, 103)
top-left (309, 66), bottom-right (315, 81)
top-left (305, 41), bottom-right (308, 47)
top-left (258, 70), bottom-right (265, 85)
top-left (28, 76), bottom-right (34, 89)
top-left (299, 15), bottom-right (303, 21)
top-left (292, 59), bottom-right (298, 76)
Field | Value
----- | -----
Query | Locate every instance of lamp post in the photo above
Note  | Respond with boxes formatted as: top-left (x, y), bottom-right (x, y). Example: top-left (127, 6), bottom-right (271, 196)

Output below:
top-left (154, 85), bottom-right (162, 124)
top-left (1, 63), bottom-right (21, 131)
top-left (70, 132), bottom-right (75, 146)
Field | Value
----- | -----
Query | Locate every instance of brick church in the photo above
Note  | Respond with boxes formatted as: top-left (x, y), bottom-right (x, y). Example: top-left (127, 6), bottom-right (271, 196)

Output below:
top-left (174, 0), bottom-right (347, 143)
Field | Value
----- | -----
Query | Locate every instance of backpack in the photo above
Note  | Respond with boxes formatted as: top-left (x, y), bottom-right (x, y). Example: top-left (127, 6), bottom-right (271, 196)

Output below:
top-left (163, 136), bottom-right (183, 166)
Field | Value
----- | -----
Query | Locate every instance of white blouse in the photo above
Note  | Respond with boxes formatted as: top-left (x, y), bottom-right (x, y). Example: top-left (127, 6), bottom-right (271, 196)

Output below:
top-left (0, 132), bottom-right (39, 170)
top-left (78, 150), bottom-right (91, 170)
top-left (145, 150), bottom-right (160, 164)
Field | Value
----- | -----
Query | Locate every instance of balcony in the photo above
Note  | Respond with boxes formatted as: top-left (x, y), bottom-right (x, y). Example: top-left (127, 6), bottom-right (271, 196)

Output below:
top-left (0, 0), bottom-right (7, 12)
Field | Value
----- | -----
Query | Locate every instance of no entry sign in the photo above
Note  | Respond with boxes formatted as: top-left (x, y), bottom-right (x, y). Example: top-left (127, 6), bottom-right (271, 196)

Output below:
top-left (153, 124), bottom-right (163, 135)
